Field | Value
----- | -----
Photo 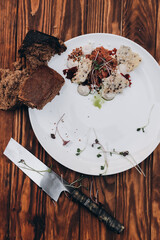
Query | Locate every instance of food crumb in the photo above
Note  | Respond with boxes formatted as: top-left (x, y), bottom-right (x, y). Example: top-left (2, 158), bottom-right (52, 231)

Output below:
top-left (51, 133), bottom-right (56, 139)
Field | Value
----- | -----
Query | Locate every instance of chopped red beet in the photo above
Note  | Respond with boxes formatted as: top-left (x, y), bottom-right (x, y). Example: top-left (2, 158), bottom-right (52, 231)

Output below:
top-left (63, 66), bottom-right (78, 80)
top-left (108, 48), bottom-right (117, 55)
top-left (121, 73), bottom-right (132, 87)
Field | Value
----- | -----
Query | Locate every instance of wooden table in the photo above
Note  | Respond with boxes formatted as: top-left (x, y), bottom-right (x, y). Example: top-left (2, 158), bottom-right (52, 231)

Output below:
top-left (0, 0), bottom-right (160, 239)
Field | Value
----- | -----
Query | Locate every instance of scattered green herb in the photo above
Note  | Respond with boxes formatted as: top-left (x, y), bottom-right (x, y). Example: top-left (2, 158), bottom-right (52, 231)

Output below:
top-left (137, 104), bottom-right (154, 133)
top-left (107, 149), bottom-right (145, 176)
top-left (93, 60), bottom-right (101, 71)
top-left (136, 127), bottom-right (145, 132)
top-left (101, 165), bottom-right (105, 170)
top-left (65, 175), bottom-right (88, 190)
top-left (93, 129), bottom-right (109, 174)
top-left (75, 129), bottom-right (91, 157)
top-left (18, 159), bottom-right (52, 176)
top-left (97, 154), bottom-right (102, 158)
top-left (119, 151), bottom-right (129, 157)
top-left (76, 148), bottom-right (83, 156)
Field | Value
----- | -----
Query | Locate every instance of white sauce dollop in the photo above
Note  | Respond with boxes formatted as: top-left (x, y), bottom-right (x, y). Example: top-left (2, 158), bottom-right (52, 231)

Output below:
top-left (77, 85), bottom-right (90, 96)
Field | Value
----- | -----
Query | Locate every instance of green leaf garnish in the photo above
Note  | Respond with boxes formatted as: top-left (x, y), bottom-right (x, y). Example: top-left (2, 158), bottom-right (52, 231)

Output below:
top-left (101, 165), bottom-right (105, 170)
top-left (77, 148), bottom-right (81, 152)
top-left (97, 154), bottom-right (102, 158)
top-left (137, 105), bottom-right (154, 133)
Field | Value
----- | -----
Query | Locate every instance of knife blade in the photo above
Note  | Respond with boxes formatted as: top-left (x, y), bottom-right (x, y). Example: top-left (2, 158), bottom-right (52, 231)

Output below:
top-left (4, 138), bottom-right (124, 234)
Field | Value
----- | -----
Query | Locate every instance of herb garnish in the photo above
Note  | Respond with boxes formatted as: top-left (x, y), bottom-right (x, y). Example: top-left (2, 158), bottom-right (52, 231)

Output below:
top-left (18, 159), bottom-right (52, 176)
top-left (51, 113), bottom-right (70, 146)
top-left (64, 175), bottom-right (88, 190)
top-left (100, 165), bottom-right (105, 170)
top-left (137, 104), bottom-right (154, 132)
top-left (93, 60), bottom-right (101, 71)
top-left (76, 148), bottom-right (83, 156)
top-left (107, 149), bottom-right (145, 176)
top-left (90, 51), bottom-right (116, 94)
top-left (75, 129), bottom-right (91, 156)
top-left (97, 154), bottom-right (102, 158)
top-left (92, 130), bottom-right (109, 174)
top-left (75, 126), bottom-right (145, 176)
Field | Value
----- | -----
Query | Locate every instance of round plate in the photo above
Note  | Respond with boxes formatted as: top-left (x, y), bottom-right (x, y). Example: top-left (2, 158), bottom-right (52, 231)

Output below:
top-left (29, 33), bottom-right (160, 175)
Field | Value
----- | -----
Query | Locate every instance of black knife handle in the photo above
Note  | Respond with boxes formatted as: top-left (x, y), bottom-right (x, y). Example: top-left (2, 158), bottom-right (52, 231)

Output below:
top-left (70, 189), bottom-right (124, 234)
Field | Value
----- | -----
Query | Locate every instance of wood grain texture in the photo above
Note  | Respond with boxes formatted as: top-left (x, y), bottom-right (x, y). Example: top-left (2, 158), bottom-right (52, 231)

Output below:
top-left (12, 0), bottom-right (80, 239)
top-left (122, 0), bottom-right (157, 55)
top-left (115, 1), bottom-right (158, 240)
top-left (152, 2), bottom-right (160, 239)
top-left (0, 0), bottom-right (160, 239)
top-left (0, 1), bottom-right (18, 239)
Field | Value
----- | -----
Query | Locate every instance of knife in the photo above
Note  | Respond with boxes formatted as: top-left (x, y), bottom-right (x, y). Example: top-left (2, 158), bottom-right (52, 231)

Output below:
top-left (4, 138), bottom-right (124, 234)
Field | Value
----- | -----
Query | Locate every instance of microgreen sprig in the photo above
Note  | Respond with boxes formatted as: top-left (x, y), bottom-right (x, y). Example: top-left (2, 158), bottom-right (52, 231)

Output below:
top-left (18, 159), bottom-right (52, 176)
top-left (107, 149), bottom-right (145, 176)
top-left (64, 175), bottom-right (88, 190)
top-left (76, 148), bottom-right (83, 156)
top-left (137, 104), bottom-right (154, 133)
top-left (75, 129), bottom-right (91, 156)
top-left (51, 113), bottom-right (70, 146)
top-left (97, 153), bottom-right (102, 158)
top-left (92, 129), bottom-right (109, 174)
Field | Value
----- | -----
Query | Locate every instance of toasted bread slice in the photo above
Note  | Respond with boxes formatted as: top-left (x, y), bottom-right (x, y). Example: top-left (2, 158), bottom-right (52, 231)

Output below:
top-left (18, 65), bottom-right (65, 109)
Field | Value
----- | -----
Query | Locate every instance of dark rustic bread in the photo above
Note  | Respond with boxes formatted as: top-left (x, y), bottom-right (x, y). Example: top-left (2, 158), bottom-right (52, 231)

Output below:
top-left (18, 30), bottom-right (67, 70)
top-left (18, 65), bottom-right (65, 109)
top-left (0, 30), bottom-right (66, 110)
top-left (0, 67), bottom-right (28, 110)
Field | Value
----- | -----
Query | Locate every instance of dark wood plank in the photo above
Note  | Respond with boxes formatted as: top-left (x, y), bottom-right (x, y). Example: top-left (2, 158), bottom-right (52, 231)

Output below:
top-left (151, 1), bottom-right (160, 238)
top-left (87, 0), bottom-right (122, 35)
top-left (122, 0), bottom-right (157, 55)
top-left (115, 159), bottom-right (153, 240)
top-left (0, 1), bottom-right (18, 239)
top-left (118, 0), bottom-right (158, 239)
top-left (9, 0), bottom-right (81, 239)
top-left (151, 147), bottom-right (160, 239)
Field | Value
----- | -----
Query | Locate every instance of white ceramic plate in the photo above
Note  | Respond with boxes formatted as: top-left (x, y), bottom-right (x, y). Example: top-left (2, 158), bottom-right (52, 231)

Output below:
top-left (29, 33), bottom-right (160, 175)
